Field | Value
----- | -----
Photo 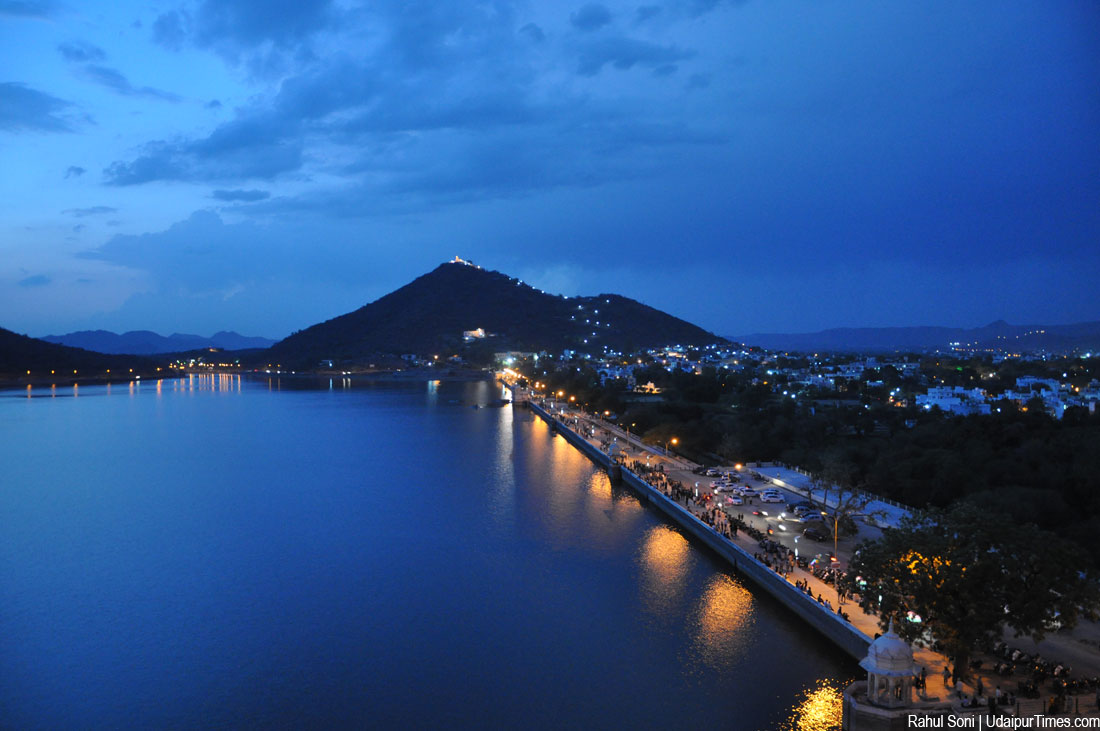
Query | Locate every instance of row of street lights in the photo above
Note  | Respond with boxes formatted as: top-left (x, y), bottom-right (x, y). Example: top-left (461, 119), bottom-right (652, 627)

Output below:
top-left (539, 384), bottom-right (679, 462)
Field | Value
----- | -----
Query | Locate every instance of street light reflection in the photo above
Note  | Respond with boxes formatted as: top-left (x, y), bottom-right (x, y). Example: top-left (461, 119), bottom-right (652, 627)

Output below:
top-left (779, 680), bottom-right (847, 731)
top-left (640, 525), bottom-right (690, 613)
top-left (693, 574), bottom-right (753, 668)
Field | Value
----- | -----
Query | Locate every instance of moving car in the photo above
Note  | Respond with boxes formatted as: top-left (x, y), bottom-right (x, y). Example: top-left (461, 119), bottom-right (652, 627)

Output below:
top-left (803, 526), bottom-right (830, 541)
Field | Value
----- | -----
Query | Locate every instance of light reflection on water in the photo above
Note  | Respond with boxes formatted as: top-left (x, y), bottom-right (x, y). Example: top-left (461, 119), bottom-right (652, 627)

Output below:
top-left (692, 573), bottom-right (755, 669)
top-left (779, 679), bottom-right (849, 731)
top-left (640, 524), bottom-right (692, 614)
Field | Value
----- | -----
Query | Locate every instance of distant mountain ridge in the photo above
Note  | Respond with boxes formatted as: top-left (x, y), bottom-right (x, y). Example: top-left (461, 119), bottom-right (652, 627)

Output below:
top-left (0, 327), bottom-right (153, 375)
top-left (269, 260), bottom-right (722, 365)
top-left (42, 330), bottom-right (277, 355)
top-left (734, 320), bottom-right (1100, 353)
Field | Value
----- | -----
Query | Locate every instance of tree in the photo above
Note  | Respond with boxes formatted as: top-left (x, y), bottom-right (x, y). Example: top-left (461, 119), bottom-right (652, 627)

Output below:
top-left (807, 459), bottom-right (882, 561)
top-left (840, 502), bottom-right (1100, 680)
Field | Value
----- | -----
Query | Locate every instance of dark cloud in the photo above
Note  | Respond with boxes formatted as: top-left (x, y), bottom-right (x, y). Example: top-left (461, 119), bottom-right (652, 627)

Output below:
top-left (576, 37), bottom-right (694, 76)
top-left (519, 22), bottom-right (544, 43)
top-left (571, 4), bottom-right (612, 32)
top-left (18, 274), bottom-right (51, 287)
top-left (103, 115), bottom-right (304, 185)
top-left (194, 0), bottom-right (336, 50)
top-left (154, 0), bottom-right (336, 72)
top-left (78, 65), bottom-right (181, 101)
top-left (63, 206), bottom-right (117, 217)
top-left (652, 63), bottom-right (678, 76)
top-left (64, 165), bottom-right (86, 178)
top-left (56, 38), bottom-right (181, 102)
top-left (212, 188), bottom-right (270, 202)
top-left (205, 99), bottom-right (223, 109)
top-left (57, 41), bottom-right (107, 63)
top-left (0, 82), bottom-right (75, 132)
top-left (152, 10), bottom-right (188, 51)
top-left (105, 1), bottom-right (714, 202)
top-left (0, 0), bottom-right (54, 17)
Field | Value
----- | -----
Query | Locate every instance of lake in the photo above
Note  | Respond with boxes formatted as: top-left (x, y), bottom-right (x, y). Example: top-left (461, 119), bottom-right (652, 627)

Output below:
top-left (0, 375), bottom-right (854, 728)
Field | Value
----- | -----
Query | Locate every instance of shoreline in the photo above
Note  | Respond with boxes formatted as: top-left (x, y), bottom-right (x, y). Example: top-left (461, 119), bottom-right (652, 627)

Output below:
top-left (0, 368), bottom-right (495, 393)
top-left (515, 387), bottom-right (872, 661)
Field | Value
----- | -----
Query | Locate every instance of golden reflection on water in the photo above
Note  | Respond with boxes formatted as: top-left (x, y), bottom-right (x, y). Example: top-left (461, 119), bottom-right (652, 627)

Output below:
top-left (640, 525), bottom-right (690, 612)
top-left (692, 573), bottom-right (754, 668)
top-left (779, 680), bottom-right (846, 731)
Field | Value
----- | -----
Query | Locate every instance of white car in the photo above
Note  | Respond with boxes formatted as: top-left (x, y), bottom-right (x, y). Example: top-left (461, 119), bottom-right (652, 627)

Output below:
top-left (725, 496), bottom-right (744, 505)
top-left (760, 494), bottom-right (783, 503)
top-left (713, 485), bottom-right (735, 493)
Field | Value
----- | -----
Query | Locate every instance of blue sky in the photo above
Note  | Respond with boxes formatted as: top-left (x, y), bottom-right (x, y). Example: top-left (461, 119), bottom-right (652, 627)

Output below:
top-left (2, 0), bottom-right (1098, 339)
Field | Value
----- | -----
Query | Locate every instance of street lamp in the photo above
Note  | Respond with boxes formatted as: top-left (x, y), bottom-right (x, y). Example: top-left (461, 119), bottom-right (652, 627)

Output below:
top-left (665, 436), bottom-right (678, 456)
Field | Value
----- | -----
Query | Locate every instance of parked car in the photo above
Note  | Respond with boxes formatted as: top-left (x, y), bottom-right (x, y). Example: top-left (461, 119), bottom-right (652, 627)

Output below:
top-left (760, 494), bottom-right (783, 503)
top-left (706, 468), bottom-right (720, 476)
top-left (803, 526), bottom-right (830, 542)
top-left (801, 513), bottom-right (827, 524)
top-left (739, 488), bottom-right (758, 497)
top-left (788, 500), bottom-right (815, 511)
top-left (725, 496), bottom-right (744, 506)
top-left (713, 485), bottom-right (735, 493)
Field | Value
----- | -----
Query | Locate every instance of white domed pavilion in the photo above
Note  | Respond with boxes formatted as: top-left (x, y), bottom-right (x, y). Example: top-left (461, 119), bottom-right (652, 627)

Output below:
top-left (858, 620), bottom-right (919, 708)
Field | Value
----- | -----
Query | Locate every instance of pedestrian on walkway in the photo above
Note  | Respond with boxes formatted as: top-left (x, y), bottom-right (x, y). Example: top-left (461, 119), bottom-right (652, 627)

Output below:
top-left (943, 666), bottom-right (951, 687)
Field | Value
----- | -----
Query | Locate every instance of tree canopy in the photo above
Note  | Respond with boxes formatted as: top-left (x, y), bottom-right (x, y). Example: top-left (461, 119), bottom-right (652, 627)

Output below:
top-left (841, 502), bottom-right (1100, 677)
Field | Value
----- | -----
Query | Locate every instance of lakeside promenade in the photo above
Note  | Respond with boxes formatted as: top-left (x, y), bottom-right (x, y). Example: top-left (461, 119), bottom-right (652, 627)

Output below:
top-left (506, 382), bottom-right (1100, 718)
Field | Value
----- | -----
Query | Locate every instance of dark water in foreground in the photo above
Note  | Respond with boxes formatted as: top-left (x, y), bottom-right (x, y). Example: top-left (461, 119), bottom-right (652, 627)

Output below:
top-left (0, 375), bottom-right (854, 729)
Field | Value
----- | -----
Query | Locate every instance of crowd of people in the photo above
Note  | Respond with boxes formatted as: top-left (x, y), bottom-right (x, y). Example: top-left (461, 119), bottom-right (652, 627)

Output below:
top-left (627, 454), bottom-right (859, 625)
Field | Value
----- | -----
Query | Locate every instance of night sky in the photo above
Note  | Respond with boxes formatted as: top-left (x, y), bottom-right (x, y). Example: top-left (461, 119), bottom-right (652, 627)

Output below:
top-left (2, 0), bottom-right (1098, 339)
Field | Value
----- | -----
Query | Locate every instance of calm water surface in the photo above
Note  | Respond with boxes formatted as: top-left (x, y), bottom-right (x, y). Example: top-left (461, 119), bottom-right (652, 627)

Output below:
top-left (0, 375), bottom-right (854, 728)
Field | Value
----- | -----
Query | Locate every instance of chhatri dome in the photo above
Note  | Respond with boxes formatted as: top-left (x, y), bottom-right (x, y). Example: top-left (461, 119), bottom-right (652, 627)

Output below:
top-left (859, 620), bottom-right (920, 708)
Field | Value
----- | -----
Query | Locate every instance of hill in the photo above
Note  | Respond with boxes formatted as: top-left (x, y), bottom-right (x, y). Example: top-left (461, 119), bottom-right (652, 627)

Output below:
top-left (269, 260), bottom-right (722, 366)
top-left (0, 327), bottom-right (154, 377)
top-left (42, 330), bottom-right (277, 355)
top-left (734, 320), bottom-right (1100, 353)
